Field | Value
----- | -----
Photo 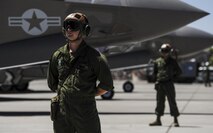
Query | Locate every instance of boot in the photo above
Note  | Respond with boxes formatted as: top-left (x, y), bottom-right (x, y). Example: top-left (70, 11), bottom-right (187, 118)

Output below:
top-left (149, 116), bottom-right (162, 126)
top-left (174, 117), bottom-right (179, 127)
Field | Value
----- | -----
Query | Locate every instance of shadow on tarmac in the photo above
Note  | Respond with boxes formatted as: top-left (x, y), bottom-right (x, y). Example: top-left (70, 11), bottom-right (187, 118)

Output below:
top-left (0, 89), bottom-right (53, 94)
top-left (0, 111), bottom-right (50, 116)
top-left (0, 97), bottom-right (50, 101)
top-left (96, 98), bottom-right (213, 101)
top-left (1, 97), bottom-right (213, 102)
top-left (1, 111), bottom-right (213, 116)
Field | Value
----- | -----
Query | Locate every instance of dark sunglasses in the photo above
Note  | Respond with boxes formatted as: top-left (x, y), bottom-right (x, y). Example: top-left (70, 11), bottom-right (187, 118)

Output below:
top-left (63, 20), bottom-right (82, 31)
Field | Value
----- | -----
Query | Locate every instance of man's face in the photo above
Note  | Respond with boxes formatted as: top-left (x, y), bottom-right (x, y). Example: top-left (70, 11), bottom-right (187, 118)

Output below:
top-left (65, 29), bottom-right (80, 41)
top-left (161, 52), bottom-right (169, 58)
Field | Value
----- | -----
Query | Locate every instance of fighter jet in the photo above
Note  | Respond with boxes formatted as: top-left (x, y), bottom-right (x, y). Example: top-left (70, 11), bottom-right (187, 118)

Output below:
top-left (0, 0), bottom-right (208, 69)
top-left (0, 0), bottom-right (209, 98)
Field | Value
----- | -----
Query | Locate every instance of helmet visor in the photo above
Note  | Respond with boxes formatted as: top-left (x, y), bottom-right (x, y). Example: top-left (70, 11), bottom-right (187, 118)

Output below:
top-left (63, 19), bottom-right (82, 31)
top-left (161, 48), bottom-right (170, 53)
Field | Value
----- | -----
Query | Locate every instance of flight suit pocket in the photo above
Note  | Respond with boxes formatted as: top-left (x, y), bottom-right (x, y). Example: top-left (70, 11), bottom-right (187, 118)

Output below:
top-left (50, 95), bottom-right (60, 121)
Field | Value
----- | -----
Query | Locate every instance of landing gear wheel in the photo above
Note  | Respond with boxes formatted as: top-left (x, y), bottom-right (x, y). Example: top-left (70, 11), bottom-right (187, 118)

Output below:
top-left (15, 82), bottom-right (29, 91)
top-left (101, 90), bottom-right (114, 100)
top-left (123, 81), bottom-right (134, 92)
top-left (0, 85), bottom-right (13, 92)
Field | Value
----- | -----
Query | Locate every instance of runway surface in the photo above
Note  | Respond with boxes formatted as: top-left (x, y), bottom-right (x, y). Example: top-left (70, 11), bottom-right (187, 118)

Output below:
top-left (0, 80), bottom-right (213, 133)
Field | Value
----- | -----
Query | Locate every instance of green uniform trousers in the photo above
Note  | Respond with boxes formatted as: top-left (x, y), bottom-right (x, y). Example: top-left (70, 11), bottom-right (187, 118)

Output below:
top-left (155, 81), bottom-right (180, 117)
top-left (53, 97), bottom-right (101, 133)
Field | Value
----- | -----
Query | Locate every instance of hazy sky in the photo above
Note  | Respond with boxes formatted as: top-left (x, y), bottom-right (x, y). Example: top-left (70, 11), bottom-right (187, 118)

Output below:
top-left (182, 0), bottom-right (213, 34)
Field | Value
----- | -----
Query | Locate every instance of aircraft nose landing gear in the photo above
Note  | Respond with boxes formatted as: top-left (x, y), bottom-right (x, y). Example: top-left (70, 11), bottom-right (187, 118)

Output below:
top-left (0, 70), bottom-right (29, 92)
top-left (123, 81), bottom-right (134, 92)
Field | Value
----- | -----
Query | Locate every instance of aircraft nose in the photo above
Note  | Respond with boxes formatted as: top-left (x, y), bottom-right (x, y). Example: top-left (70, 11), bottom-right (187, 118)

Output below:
top-left (83, 0), bottom-right (209, 47)
top-left (126, 0), bottom-right (209, 39)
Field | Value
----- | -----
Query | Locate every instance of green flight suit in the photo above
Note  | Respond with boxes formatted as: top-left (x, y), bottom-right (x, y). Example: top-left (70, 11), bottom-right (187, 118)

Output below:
top-left (47, 41), bottom-right (114, 133)
top-left (209, 54), bottom-right (213, 66)
top-left (205, 54), bottom-right (213, 87)
top-left (153, 56), bottom-right (182, 117)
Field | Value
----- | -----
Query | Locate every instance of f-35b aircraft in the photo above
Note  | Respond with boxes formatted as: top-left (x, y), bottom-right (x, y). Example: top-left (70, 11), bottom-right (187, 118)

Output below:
top-left (0, 0), bottom-right (209, 99)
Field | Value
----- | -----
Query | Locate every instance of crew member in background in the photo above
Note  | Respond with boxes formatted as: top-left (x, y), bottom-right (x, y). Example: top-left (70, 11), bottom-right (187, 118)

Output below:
top-left (149, 43), bottom-right (182, 127)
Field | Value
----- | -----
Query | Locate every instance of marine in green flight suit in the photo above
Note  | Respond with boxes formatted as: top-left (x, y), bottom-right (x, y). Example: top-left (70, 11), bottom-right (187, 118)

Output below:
top-left (47, 12), bottom-right (114, 133)
top-left (204, 46), bottom-right (213, 87)
top-left (149, 43), bottom-right (182, 127)
top-left (209, 46), bottom-right (213, 66)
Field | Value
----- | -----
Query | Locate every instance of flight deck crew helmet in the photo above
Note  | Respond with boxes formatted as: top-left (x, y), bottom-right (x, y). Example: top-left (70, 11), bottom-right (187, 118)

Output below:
top-left (62, 12), bottom-right (90, 36)
top-left (159, 43), bottom-right (172, 53)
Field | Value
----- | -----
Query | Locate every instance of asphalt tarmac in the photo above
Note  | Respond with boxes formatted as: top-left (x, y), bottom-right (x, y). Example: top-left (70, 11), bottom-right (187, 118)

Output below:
top-left (0, 80), bottom-right (213, 133)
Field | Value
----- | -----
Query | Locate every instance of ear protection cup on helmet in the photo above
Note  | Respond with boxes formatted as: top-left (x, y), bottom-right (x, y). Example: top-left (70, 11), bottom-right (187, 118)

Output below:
top-left (81, 14), bottom-right (90, 36)
top-left (84, 24), bottom-right (90, 36)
